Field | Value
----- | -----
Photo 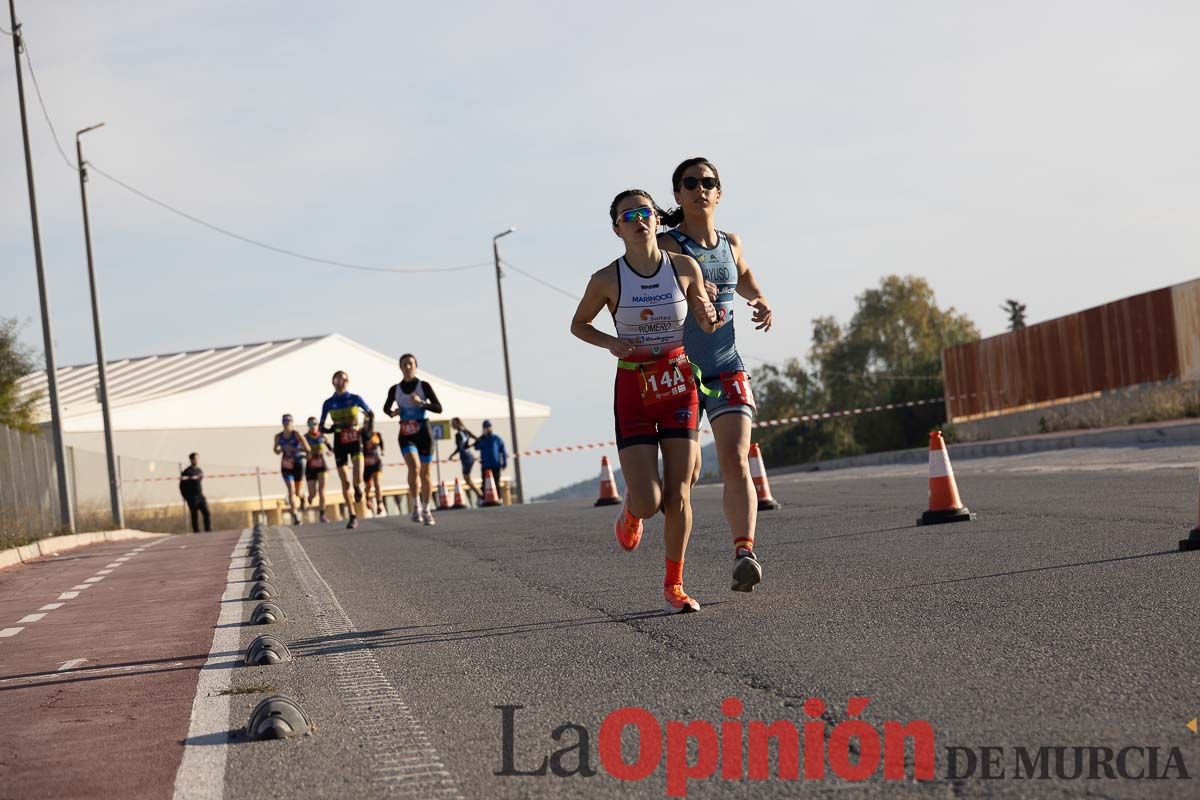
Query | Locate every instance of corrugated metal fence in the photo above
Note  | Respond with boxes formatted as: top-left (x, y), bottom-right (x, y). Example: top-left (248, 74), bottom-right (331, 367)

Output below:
top-left (0, 424), bottom-right (66, 539)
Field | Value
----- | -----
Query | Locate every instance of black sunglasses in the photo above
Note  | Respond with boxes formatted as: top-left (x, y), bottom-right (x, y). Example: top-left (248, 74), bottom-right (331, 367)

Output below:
top-left (681, 176), bottom-right (719, 191)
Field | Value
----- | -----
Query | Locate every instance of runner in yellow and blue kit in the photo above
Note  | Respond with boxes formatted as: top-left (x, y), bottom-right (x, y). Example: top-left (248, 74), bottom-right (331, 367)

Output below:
top-left (319, 370), bottom-right (374, 530)
top-left (659, 157), bottom-right (773, 593)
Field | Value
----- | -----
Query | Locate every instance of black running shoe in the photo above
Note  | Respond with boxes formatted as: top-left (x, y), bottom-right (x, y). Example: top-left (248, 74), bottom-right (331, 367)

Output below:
top-left (731, 550), bottom-right (762, 592)
top-left (347, 514), bottom-right (358, 530)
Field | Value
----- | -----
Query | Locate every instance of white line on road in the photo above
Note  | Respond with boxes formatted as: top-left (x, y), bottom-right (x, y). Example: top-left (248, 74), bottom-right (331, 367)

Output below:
top-left (58, 658), bottom-right (88, 671)
top-left (17, 613), bottom-right (46, 623)
top-left (57, 592), bottom-right (80, 600)
top-left (39, 603), bottom-right (64, 611)
top-left (279, 526), bottom-right (463, 798)
top-left (104, 563), bottom-right (122, 568)
top-left (97, 569), bottom-right (114, 575)
top-left (0, 628), bottom-right (24, 638)
top-left (69, 585), bottom-right (93, 591)
top-left (172, 530), bottom-right (250, 800)
top-left (84, 577), bottom-right (105, 583)
top-left (116, 557), bottom-right (131, 562)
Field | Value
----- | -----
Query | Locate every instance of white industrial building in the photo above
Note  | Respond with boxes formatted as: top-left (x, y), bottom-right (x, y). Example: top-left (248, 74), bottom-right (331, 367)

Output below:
top-left (18, 334), bottom-right (550, 508)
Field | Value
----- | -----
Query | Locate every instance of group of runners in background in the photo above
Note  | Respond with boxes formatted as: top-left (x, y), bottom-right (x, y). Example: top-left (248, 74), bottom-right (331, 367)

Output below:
top-left (571, 156), bottom-right (773, 614)
top-left (270, 354), bottom-right (506, 530)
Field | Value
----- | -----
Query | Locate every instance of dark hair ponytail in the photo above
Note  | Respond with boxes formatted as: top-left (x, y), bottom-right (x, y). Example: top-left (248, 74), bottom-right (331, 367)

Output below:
top-left (609, 189), bottom-right (666, 225)
top-left (659, 206), bottom-right (685, 228)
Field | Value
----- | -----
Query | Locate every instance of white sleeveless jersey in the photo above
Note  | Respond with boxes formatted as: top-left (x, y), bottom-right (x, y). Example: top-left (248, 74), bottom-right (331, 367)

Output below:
top-left (611, 252), bottom-right (688, 362)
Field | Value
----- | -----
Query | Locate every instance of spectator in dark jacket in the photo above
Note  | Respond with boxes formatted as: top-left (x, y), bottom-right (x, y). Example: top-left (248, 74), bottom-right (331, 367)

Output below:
top-left (473, 420), bottom-right (508, 496)
top-left (179, 452), bottom-right (212, 532)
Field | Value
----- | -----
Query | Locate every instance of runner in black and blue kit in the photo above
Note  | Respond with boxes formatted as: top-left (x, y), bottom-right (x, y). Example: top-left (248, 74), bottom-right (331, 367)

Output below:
top-left (319, 370), bottom-right (374, 530)
top-left (383, 353), bottom-right (443, 526)
top-left (273, 414), bottom-right (310, 526)
top-left (659, 157), bottom-right (774, 593)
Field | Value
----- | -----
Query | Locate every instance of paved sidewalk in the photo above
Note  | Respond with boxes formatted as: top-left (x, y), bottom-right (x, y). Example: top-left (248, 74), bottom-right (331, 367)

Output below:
top-left (0, 530), bottom-right (242, 800)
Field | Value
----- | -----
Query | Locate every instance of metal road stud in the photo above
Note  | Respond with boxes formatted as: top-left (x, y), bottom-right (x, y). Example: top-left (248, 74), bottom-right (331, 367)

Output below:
top-left (250, 601), bottom-right (286, 625)
top-left (245, 695), bottom-right (312, 740)
top-left (251, 565), bottom-right (276, 582)
top-left (251, 552), bottom-right (272, 567)
top-left (248, 580), bottom-right (278, 600)
top-left (244, 634), bottom-right (292, 666)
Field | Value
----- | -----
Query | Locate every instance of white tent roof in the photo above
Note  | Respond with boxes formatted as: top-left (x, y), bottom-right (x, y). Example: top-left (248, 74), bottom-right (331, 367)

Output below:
top-left (19, 333), bottom-right (551, 433)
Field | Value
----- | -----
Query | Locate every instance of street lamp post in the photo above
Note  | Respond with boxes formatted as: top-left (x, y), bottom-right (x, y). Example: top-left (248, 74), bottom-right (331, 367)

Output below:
top-left (8, 0), bottom-right (74, 532)
top-left (491, 228), bottom-right (524, 504)
top-left (76, 123), bottom-right (123, 528)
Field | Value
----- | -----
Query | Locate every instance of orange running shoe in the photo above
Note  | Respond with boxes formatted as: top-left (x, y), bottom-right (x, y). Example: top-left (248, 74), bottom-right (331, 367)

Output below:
top-left (663, 584), bottom-right (700, 613)
top-left (614, 506), bottom-right (643, 551)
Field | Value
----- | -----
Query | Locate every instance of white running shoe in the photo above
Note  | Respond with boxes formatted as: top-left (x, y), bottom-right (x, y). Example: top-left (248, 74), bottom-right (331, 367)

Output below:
top-left (422, 508), bottom-right (436, 526)
top-left (410, 504), bottom-right (422, 523)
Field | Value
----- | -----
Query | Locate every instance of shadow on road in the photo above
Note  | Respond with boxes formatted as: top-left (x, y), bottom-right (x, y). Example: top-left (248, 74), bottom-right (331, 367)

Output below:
top-left (880, 549), bottom-right (1180, 591)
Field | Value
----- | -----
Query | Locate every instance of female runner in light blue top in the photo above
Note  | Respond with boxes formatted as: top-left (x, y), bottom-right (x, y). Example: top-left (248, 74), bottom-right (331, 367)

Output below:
top-left (659, 157), bottom-right (773, 593)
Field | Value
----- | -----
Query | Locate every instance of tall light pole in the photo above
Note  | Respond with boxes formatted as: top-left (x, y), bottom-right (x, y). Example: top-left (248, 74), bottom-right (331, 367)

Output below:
top-left (76, 123), bottom-right (123, 528)
top-left (8, 0), bottom-right (74, 532)
top-left (492, 227), bottom-right (524, 504)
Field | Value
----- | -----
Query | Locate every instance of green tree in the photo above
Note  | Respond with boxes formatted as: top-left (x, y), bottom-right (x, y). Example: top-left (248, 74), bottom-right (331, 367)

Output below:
top-left (0, 318), bottom-right (41, 432)
top-left (1002, 299), bottom-right (1027, 331)
top-left (752, 275), bottom-right (979, 466)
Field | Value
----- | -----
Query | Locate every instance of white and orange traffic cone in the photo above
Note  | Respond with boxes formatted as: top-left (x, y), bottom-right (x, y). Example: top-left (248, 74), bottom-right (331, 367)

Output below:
top-left (594, 455), bottom-right (622, 507)
top-left (1180, 467), bottom-right (1200, 551)
top-left (437, 480), bottom-right (450, 511)
top-left (748, 443), bottom-right (780, 511)
top-left (480, 471), bottom-right (502, 507)
top-left (450, 477), bottom-right (468, 510)
top-left (919, 431), bottom-right (976, 525)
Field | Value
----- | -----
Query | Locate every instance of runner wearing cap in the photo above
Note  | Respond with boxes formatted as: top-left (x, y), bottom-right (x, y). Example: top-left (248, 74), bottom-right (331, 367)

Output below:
top-left (304, 416), bottom-right (334, 523)
top-left (659, 157), bottom-right (772, 592)
top-left (273, 414), bottom-right (311, 525)
top-left (383, 353), bottom-right (444, 526)
top-left (570, 188), bottom-right (724, 613)
top-left (319, 370), bottom-right (374, 530)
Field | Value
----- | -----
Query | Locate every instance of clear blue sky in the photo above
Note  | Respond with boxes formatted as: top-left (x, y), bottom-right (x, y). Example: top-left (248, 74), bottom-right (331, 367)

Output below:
top-left (3, 2), bottom-right (1198, 496)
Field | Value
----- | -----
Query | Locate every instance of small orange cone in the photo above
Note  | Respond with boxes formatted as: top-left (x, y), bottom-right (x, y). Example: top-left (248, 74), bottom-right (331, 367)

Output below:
top-left (748, 443), bottom-right (780, 511)
top-left (594, 456), bottom-right (622, 507)
top-left (919, 431), bottom-right (976, 525)
top-left (1180, 467), bottom-right (1200, 551)
top-left (450, 477), bottom-right (468, 510)
top-left (437, 480), bottom-right (450, 510)
top-left (480, 470), bottom-right (502, 507)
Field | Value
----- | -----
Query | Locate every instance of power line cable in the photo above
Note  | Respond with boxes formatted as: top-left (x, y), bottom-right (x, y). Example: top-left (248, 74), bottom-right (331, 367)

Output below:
top-left (500, 259), bottom-right (581, 301)
top-left (19, 36), bottom-right (77, 170)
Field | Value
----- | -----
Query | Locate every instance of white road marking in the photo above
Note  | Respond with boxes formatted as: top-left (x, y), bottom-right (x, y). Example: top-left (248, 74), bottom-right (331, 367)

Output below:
top-left (57, 592), bottom-right (80, 600)
top-left (39, 603), bottom-right (64, 611)
top-left (57, 658), bottom-right (88, 671)
top-left (172, 531), bottom-right (251, 800)
top-left (17, 613), bottom-right (46, 623)
top-left (116, 557), bottom-right (131, 562)
top-left (104, 563), bottom-right (122, 568)
top-left (97, 569), bottom-right (114, 575)
top-left (84, 577), bottom-right (105, 583)
top-left (70, 584), bottom-right (93, 591)
top-left (0, 628), bottom-right (24, 638)
top-left (279, 526), bottom-right (462, 797)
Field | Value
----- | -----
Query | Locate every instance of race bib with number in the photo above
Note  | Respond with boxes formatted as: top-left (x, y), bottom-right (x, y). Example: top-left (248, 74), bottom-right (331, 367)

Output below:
top-left (720, 371), bottom-right (754, 406)
top-left (399, 420), bottom-right (421, 436)
top-left (281, 456), bottom-right (295, 470)
top-left (638, 352), bottom-right (697, 407)
top-left (337, 428), bottom-right (359, 445)
top-left (308, 455), bottom-right (325, 469)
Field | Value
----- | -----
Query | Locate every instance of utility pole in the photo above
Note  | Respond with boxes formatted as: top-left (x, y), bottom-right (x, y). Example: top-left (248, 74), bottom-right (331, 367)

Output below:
top-left (76, 123), bottom-right (123, 528)
top-left (8, 0), bottom-right (74, 532)
top-left (492, 228), bottom-right (524, 504)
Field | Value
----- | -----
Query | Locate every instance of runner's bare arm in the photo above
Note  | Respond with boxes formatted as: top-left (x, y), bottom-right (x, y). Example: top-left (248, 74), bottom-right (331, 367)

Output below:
top-left (728, 232), bottom-right (772, 331)
top-left (273, 433), bottom-right (282, 454)
top-left (570, 265), bottom-right (635, 358)
top-left (300, 436), bottom-right (311, 455)
top-left (672, 253), bottom-right (723, 334)
top-left (658, 233), bottom-right (718, 301)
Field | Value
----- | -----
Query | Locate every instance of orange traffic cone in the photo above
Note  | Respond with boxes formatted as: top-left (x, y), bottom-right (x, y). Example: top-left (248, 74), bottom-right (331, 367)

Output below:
top-left (594, 456), bottom-right (622, 507)
top-left (1180, 468), bottom-right (1200, 551)
top-left (437, 480), bottom-right (450, 511)
top-left (748, 443), bottom-right (780, 511)
top-left (480, 470), bottom-right (502, 507)
top-left (919, 431), bottom-right (976, 525)
top-left (450, 477), bottom-right (468, 510)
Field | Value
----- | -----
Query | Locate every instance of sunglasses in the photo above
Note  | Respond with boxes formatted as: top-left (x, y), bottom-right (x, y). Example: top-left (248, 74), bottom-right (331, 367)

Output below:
top-left (618, 206), bottom-right (655, 224)
top-left (681, 176), bottom-right (719, 191)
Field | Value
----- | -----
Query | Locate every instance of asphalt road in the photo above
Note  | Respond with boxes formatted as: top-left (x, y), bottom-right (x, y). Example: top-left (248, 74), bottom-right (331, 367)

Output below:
top-left (212, 446), bottom-right (1200, 799)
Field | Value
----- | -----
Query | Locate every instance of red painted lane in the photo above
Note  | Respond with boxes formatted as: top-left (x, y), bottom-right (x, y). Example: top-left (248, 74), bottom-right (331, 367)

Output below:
top-left (0, 530), bottom-right (242, 800)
